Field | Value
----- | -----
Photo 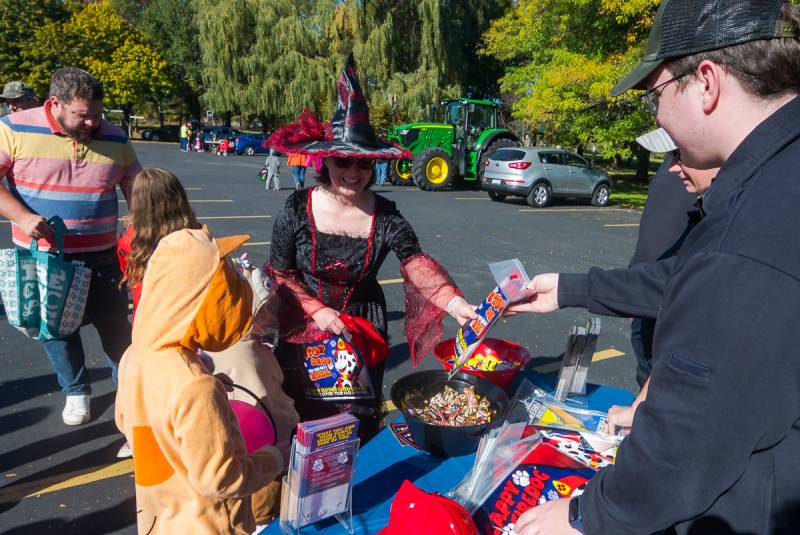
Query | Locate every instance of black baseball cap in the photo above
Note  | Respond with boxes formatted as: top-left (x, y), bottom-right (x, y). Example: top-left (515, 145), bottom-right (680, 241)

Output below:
top-left (612, 0), bottom-right (797, 96)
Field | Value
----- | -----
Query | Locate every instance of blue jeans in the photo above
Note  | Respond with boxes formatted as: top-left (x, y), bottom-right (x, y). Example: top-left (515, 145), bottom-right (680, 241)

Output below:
top-left (375, 161), bottom-right (389, 184)
top-left (42, 248), bottom-right (132, 395)
top-left (180, 137), bottom-right (188, 151)
top-left (291, 166), bottom-right (306, 188)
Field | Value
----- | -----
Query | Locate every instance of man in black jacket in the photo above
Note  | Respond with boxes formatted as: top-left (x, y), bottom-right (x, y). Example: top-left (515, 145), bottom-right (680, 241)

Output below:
top-left (513, 1), bottom-right (800, 534)
top-left (628, 129), bottom-right (699, 387)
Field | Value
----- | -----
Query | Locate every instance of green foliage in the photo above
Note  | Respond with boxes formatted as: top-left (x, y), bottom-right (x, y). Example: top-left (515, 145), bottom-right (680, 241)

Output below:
top-left (195, 0), bottom-right (509, 130)
top-left (138, 0), bottom-right (204, 115)
top-left (481, 0), bottom-right (660, 157)
top-left (0, 0), bottom-right (71, 87)
top-left (20, 0), bottom-right (173, 114)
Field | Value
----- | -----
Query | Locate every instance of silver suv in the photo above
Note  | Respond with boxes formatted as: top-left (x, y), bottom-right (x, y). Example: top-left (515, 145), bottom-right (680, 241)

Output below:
top-left (481, 147), bottom-right (612, 207)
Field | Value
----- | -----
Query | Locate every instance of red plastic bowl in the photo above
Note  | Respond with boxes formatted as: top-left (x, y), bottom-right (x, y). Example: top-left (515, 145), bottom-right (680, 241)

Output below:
top-left (434, 338), bottom-right (531, 391)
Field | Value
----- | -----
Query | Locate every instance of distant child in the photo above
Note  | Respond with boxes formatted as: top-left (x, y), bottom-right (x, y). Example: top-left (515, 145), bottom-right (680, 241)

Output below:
top-left (194, 134), bottom-right (203, 152)
top-left (219, 137), bottom-right (230, 156)
top-left (117, 168), bottom-right (297, 531)
top-left (263, 150), bottom-right (281, 191)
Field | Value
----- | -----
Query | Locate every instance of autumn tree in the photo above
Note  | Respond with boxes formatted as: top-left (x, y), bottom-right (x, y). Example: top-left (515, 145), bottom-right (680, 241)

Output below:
top-left (0, 0), bottom-right (72, 88)
top-left (20, 0), bottom-right (173, 127)
top-left (481, 0), bottom-right (660, 178)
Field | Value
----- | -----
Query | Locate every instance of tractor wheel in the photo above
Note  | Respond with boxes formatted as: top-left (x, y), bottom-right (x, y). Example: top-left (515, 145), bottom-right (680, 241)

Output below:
top-left (390, 159), bottom-right (414, 186)
top-left (478, 138), bottom-right (519, 179)
top-left (413, 148), bottom-right (454, 191)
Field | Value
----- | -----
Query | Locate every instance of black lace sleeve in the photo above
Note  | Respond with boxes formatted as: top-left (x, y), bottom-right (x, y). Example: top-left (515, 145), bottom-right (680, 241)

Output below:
top-left (269, 191), bottom-right (305, 270)
top-left (380, 197), bottom-right (422, 262)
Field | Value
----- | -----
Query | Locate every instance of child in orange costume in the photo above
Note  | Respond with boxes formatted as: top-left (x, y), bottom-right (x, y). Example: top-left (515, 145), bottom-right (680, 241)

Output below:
top-left (115, 224), bottom-right (283, 534)
top-left (117, 168), bottom-right (297, 529)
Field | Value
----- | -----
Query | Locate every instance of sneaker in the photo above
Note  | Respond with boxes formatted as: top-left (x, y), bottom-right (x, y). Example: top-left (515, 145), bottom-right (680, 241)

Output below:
top-left (62, 394), bottom-right (91, 426)
top-left (116, 440), bottom-right (132, 458)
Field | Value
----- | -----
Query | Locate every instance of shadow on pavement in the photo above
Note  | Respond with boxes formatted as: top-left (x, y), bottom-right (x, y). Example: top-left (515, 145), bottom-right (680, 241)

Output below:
top-left (0, 432), bottom-right (127, 513)
top-left (0, 407), bottom-right (51, 435)
top-left (0, 419), bottom-right (119, 473)
top-left (385, 342), bottom-right (410, 373)
top-left (90, 390), bottom-right (118, 422)
top-left (0, 368), bottom-right (111, 410)
top-left (0, 496), bottom-right (137, 534)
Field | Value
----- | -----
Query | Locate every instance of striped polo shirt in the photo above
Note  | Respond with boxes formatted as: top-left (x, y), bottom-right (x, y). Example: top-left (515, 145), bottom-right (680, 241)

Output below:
top-left (0, 101), bottom-right (141, 253)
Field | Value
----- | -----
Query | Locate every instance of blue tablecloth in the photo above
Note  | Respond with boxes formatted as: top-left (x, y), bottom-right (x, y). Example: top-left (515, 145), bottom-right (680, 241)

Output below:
top-left (260, 372), bottom-right (634, 534)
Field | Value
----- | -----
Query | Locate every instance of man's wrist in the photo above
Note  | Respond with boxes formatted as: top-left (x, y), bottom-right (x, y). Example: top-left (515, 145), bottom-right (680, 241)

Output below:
top-left (568, 495), bottom-right (585, 533)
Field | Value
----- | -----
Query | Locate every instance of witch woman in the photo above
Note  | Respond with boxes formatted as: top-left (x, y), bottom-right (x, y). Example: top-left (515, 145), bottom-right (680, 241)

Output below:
top-left (265, 54), bottom-right (476, 440)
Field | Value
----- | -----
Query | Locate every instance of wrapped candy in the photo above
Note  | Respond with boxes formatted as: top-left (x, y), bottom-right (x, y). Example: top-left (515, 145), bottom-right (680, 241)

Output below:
top-left (409, 385), bottom-right (494, 427)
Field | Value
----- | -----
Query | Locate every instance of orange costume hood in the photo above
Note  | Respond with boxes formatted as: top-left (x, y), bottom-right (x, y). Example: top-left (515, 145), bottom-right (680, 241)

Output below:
top-left (116, 228), bottom-right (282, 535)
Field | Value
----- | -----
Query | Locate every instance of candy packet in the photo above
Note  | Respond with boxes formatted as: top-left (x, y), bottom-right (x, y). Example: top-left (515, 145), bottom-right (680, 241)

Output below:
top-left (451, 259), bottom-right (530, 379)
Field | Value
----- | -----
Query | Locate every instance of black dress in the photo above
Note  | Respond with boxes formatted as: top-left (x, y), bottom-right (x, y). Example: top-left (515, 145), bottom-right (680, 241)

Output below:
top-left (269, 188), bottom-right (422, 439)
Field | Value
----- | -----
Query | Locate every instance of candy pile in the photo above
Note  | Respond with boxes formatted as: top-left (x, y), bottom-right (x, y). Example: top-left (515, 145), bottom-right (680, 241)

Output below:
top-left (409, 385), bottom-right (494, 426)
top-left (449, 352), bottom-right (518, 372)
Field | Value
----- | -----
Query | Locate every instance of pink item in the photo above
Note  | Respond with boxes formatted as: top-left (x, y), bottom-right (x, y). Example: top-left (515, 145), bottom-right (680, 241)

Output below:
top-left (229, 399), bottom-right (277, 453)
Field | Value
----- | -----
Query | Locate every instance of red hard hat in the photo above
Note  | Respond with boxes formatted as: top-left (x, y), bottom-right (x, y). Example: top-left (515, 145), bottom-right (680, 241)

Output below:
top-left (379, 480), bottom-right (478, 535)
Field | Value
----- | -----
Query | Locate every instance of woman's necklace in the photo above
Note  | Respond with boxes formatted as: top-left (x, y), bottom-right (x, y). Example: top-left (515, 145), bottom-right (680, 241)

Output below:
top-left (307, 188), bottom-right (376, 312)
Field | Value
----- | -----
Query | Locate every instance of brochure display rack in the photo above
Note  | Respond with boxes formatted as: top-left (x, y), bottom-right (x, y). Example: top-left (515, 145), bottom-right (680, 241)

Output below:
top-left (280, 413), bottom-right (361, 534)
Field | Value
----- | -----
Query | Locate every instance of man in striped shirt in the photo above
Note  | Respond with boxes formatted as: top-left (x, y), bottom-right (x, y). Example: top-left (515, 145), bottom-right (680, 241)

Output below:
top-left (0, 68), bottom-right (141, 426)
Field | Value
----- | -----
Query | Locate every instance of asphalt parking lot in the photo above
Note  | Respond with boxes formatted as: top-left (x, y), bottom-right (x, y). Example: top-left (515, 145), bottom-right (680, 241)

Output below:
top-left (0, 141), bottom-right (643, 533)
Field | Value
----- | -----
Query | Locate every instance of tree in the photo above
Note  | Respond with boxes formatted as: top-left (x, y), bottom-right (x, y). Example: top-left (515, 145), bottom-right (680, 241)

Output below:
top-left (195, 0), bottom-right (510, 131)
top-left (138, 0), bottom-right (204, 121)
top-left (86, 39), bottom-right (173, 127)
top-left (481, 0), bottom-right (660, 178)
top-left (20, 0), bottom-right (174, 128)
top-left (0, 0), bottom-right (71, 87)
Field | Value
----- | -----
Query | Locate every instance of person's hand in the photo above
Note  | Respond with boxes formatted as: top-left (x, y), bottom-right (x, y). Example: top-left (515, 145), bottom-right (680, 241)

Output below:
top-left (606, 405), bottom-right (636, 435)
top-left (504, 273), bottom-right (560, 316)
top-left (515, 498), bottom-right (580, 535)
top-left (446, 296), bottom-right (479, 326)
top-left (16, 213), bottom-right (54, 241)
top-left (312, 307), bottom-right (346, 335)
top-left (605, 377), bottom-right (648, 435)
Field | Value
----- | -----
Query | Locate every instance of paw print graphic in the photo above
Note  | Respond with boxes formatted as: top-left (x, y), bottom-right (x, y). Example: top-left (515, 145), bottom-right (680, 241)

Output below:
top-left (511, 470), bottom-right (530, 488)
top-left (501, 523), bottom-right (517, 535)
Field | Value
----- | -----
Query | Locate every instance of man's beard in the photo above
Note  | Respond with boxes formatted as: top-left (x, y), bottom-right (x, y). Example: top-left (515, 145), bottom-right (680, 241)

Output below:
top-left (53, 112), bottom-right (98, 142)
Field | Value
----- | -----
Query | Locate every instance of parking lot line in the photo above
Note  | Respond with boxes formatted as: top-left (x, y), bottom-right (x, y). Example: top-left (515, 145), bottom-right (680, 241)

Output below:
top-left (378, 278), bottom-right (403, 285)
top-left (119, 199), bottom-right (233, 204)
top-left (196, 215), bottom-right (272, 220)
top-left (453, 197), bottom-right (490, 200)
top-left (243, 241), bottom-right (271, 246)
top-left (533, 348), bottom-right (625, 374)
top-left (519, 208), bottom-right (638, 213)
top-left (604, 223), bottom-right (640, 227)
top-left (0, 460), bottom-right (134, 505)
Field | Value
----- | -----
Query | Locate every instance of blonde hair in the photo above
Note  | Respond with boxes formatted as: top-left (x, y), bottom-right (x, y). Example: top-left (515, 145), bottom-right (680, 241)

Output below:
top-left (122, 168), bottom-right (201, 288)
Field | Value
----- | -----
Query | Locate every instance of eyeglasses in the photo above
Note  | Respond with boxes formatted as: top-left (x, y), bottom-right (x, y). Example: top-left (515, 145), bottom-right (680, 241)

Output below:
top-left (332, 157), bottom-right (374, 171)
top-left (638, 69), bottom-right (694, 114)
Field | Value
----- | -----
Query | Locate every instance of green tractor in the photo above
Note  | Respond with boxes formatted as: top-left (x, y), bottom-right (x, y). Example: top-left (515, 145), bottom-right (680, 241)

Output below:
top-left (386, 98), bottom-right (519, 190)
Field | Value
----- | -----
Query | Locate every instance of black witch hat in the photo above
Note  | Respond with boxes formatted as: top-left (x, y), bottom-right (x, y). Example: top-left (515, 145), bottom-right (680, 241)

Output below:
top-left (265, 53), bottom-right (412, 160)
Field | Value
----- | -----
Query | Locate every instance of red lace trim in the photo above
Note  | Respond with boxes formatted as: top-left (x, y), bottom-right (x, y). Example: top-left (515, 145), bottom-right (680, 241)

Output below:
top-left (400, 252), bottom-right (461, 366)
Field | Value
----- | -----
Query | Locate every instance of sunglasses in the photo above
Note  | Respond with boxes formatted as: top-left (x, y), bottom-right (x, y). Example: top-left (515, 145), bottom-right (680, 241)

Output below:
top-left (332, 157), bottom-right (375, 171)
top-left (638, 68), bottom-right (694, 114)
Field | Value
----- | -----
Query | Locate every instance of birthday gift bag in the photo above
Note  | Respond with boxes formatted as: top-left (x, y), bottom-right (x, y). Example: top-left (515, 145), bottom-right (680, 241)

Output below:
top-left (0, 216), bottom-right (91, 340)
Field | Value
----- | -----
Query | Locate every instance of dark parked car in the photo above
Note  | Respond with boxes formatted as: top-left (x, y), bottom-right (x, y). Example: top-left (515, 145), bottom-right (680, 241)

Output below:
top-left (481, 147), bottom-right (612, 207)
top-left (235, 132), bottom-right (271, 155)
top-left (141, 125), bottom-right (180, 142)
